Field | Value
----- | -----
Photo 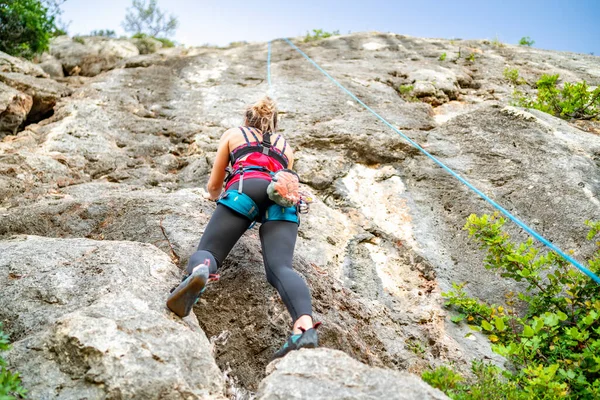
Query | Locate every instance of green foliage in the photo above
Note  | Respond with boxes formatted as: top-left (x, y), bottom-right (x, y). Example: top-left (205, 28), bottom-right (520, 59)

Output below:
top-left (155, 37), bottom-right (174, 48)
top-left (514, 74), bottom-right (600, 120)
top-left (439, 52), bottom-right (447, 61)
top-left (0, 324), bottom-right (26, 399)
top-left (90, 29), bottom-right (116, 37)
top-left (438, 213), bottom-right (600, 399)
top-left (72, 36), bottom-right (85, 44)
top-left (491, 36), bottom-right (505, 48)
top-left (303, 29), bottom-right (340, 42)
top-left (423, 361), bottom-right (524, 400)
top-left (122, 0), bottom-right (178, 38)
top-left (0, 0), bottom-right (57, 59)
top-left (396, 84), bottom-right (418, 102)
top-left (398, 84), bottom-right (414, 95)
top-left (131, 33), bottom-right (175, 53)
top-left (467, 53), bottom-right (476, 62)
top-left (519, 36), bottom-right (535, 46)
top-left (503, 68), bottom-right (526, 85)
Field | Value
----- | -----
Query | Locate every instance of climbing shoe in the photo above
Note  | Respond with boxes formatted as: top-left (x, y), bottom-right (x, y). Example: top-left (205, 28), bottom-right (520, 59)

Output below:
top-left (273, 322), bottom-right (322, 359)
top-left (167, 260), bottom-right (216, 318)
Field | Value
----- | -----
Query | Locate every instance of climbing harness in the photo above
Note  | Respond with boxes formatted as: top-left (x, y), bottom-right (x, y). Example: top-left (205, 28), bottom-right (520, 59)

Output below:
top-left (268, 38), bottom-right (600, 285)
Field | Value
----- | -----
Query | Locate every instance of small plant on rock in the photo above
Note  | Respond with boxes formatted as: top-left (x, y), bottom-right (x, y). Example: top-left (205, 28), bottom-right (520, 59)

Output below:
top-left (467, 53), bottom-right (476, 63)
top-left (519, 36), bottom-right (535, 46)
top-left (439, 52), bottom-right (447, 61)
top-left (503, 68), bottom-right (526, 85)
top-left (72, 35), bottom-right (85, 44)
top-left (396, 84), bottom-right (418, 102)
top-left (0, 324), bottom-right (26, 399)
top-left (90, 29), bottom-right (116, 37)
top-left (427, 214), bottom-right (600, 398)
top-left (303, 29), bottom-right (340, 42)
top-left (490, 36), bottom-right (505, 48)
top-left (514, 74), bottom-right (600, 120)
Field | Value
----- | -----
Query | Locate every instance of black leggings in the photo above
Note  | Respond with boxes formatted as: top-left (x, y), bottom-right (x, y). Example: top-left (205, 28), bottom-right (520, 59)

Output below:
top-left (188, 179), bottom-right (312, 323)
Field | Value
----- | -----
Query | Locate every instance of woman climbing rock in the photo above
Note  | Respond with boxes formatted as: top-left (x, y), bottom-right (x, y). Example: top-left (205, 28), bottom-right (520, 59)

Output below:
top-left (166, 96), bottom-right (320, 359)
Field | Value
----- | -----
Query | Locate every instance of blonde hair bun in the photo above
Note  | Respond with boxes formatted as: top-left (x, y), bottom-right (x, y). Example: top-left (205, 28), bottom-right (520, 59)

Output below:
top-left (246, 96), bottom-right (277, 133)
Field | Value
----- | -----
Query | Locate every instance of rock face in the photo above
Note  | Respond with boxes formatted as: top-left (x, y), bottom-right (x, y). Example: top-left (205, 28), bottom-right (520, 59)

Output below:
top-left (0, 82), bottom-right (33, 136)
top-left (0, 71), bottom-right (72, 122)
top-left (257, 348), bottom-right (448, 400)
top-left (1, 235), bottom-right (225, 399)
top-left (0, 32), bottom-right (599, 398)
top-left (50, 36), bottom-right (140, 76)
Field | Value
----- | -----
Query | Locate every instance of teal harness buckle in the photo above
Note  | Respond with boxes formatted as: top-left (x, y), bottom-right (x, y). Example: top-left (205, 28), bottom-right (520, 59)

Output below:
top-left (263, 204), bottom-right (300, 225)
top-left (217, 190), bottom-right (259, 221)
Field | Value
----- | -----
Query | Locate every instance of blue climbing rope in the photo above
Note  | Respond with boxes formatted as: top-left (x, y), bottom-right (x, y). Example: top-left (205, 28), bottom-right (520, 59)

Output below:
top-left (280, 37), bottom-right (600, 285)
top-left (267, 41), bottom-right (272, 91)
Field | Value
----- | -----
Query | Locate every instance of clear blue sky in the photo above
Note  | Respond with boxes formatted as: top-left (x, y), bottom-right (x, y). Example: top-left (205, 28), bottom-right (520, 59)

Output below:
top-left (61, 0), bottom-right (600, 55)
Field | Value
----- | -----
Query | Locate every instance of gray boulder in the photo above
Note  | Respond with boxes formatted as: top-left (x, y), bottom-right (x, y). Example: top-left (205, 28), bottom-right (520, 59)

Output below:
top-left (50, 36), bottom-right (140, 76)
top-left (257, 348), bottom-right (448, 399)
top-left (0, 51), bottom-right (47, 77)
top-left (0, 72), bottom-right (72, 123)
top-left (0, 81), bottom-right (32, 137)
top-left (38, 53), bottom-right (65, 78)
top-left (1, 235), bottom-right (226, 399)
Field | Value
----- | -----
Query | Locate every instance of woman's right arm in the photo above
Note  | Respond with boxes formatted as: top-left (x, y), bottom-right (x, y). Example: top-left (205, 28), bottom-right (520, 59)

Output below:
top-left (206, 129), bottom-right (233, 200)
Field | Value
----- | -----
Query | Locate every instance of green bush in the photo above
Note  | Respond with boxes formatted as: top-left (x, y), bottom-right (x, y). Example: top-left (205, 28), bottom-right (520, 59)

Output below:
top-left (503, 68), bottom-right (526, 85)
top-left (423, 361), bottom-right (524, 400)
top-left (439, 52), bottom-right (447, 61)
top-left (90, 29), bottom-right (116, 37)
top-left (303, 29), bottom-right (340, 42)
top-left (0, 324), bottom-right (26, 399)
top-left (0, 0), bottom-right (56, 59)
top-left (514, 74), bottom-right (600, 120)
top-left (435, 214), bottom-right (600, 399)
top-left (519, 36), bottom-right (535, 46)
top-left (155, 37), bottom-right (174, 48)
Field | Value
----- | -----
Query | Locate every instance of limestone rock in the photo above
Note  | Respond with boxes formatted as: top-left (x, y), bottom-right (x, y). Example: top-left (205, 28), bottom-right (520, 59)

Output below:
top-left (257, 348), bottom-right (448, 399)
top-left (1, 235), bottom-right (226, 400)
top-left (0, 82), bottom-right (33, 137)
top-left (38, 53), bottom-right (65, 78)
top-left (50, 36), bottom-right (140, 76)
top-left (0, 72), bottom-right (72, 123)
top-left (0, 51), bottom-right (47, 77)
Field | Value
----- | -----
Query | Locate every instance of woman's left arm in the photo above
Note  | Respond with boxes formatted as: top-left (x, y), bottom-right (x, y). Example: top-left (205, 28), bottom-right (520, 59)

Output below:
top-left (206, 130), bottom-right (232, 200)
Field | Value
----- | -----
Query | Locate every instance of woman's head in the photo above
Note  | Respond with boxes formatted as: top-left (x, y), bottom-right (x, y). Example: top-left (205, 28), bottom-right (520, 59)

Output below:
top-left (245, 96), bottom-right (277, 133)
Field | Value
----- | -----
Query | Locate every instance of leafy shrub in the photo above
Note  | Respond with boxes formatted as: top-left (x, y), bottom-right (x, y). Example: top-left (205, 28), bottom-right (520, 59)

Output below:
top-left (122, 0), bottom-right (178, 37)
top-left (423, 361), bottom-right (524, 400)
top-left (491, 36), bottom-right (505, 48)
top-left (155, 37), bottom-right (174, 48)
top-left (0, 324), bottom-right (26, 399)
top-left (396, 84), bottom-right (419, 102)
top-left (514, 74), bottom-right (600, 120)
top-left (439, 52), bottom-right (447, 61)
top-left (467, 53), bottom-right (476, 62)
top-left (519, 36), bottom-right (535, 46)
top-left (72, 36), bottom-right (85, 44)
top-left (503, 68), bottom-right (526, 85)
top-left (0, 0), bottom-right (56, 59)
top-left (436, 214), bottom-right (600, 399)
top-left (90, 29), bottom-right (116, 37)
top-left (303, 29), bottom-right (340, 42)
